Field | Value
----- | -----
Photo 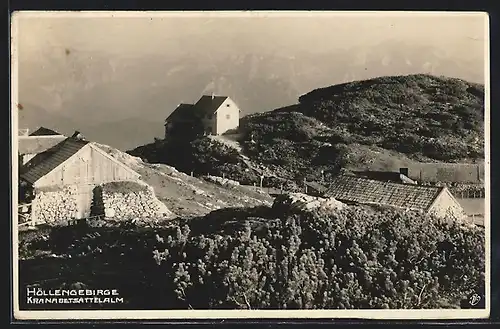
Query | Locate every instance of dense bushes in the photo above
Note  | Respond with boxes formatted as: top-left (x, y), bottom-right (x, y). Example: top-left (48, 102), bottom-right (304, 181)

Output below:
top-left (20, 203), bottom-right (484, 310)
top-left (149, 206), bottom-right (484, 309)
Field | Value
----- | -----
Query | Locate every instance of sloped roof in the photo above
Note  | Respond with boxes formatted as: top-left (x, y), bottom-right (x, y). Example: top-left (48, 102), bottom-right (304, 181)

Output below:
top-left (18, 135), bottom-right (67, 155)
top-left (325, 174), bottom-right (444, 212)
top-left (29, 127), bottom-right (61, 136)
top-left (194, 95), bottom-right (229, 115)
top-left (21, 138), bottom-right (89, 184)
top-left (165, 103), bottom-right (198, 124)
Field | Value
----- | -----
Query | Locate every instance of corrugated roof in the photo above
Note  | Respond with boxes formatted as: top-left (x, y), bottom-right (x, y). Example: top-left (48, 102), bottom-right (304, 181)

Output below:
top-left (21, 138), bottom-right (89, 184)
top-left (29, 127), bottom-right (61, 136)
top-left (194, 95), bottom-right (229, 115)
top-left (325, 174), bottom-right (443, 212)
top-left (18, 135), bottom-right (67, 155)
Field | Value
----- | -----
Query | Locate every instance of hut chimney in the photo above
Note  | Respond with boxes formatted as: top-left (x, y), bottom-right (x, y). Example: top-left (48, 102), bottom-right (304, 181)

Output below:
top-left (72, 130), bottom-right (86, 141)
top-left (211, 92), bottom-right (215, 100)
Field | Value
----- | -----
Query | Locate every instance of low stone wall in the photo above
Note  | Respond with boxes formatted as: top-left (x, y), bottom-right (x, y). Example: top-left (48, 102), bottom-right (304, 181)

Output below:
top-left (31, 186), bottom-right (79, 224)
top-left (272, 192), bottom-right (346, 214)
top-left (93, 181), bottom-right (173, 220)
top-left (203, 174), bottom-right (240, 188)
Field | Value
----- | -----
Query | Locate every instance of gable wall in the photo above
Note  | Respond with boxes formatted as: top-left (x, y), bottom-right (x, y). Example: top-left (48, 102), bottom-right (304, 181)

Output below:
top-left (215, 98), bottom-right (240, 135)
top-left (428, 188), bottom-right (466, 220)
top-left (34, 145), bottom-right (139, 188)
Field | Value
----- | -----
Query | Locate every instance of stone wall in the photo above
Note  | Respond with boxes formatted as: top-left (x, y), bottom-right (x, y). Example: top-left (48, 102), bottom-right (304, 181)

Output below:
top-left (93, 181), bottom-right (173, 220)
top-left (31, 186), bottom-right (79, 224)
top-left (273, 192), bottom-right (346, 214)
top-left (203, 174), bottom-right (240, 188)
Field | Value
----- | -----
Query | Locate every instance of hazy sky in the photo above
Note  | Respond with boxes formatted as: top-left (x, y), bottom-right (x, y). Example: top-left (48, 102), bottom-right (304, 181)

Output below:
top-left (12, 12), bottom-right (488, 149)
top-left (15, 12), bottom-right (487, 62)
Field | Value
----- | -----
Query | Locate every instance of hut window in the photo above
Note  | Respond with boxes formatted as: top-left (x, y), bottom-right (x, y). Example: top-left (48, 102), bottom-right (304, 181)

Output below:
top-left (226, 114), bottom-right (231, 120)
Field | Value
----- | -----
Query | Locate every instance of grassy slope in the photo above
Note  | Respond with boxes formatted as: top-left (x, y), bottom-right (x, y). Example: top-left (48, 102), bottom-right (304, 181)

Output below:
top-left (96, 143), bottom-right (273, 218)
top-left (295, 74), bottom-right (484, 160)
top-left (238, 74), bottom-right (484, 182)
top-left (128, 74), bottom-right (484, 186)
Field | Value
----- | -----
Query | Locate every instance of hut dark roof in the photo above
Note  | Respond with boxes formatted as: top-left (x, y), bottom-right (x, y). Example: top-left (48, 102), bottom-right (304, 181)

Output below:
top-left (21, 137), bottom-right (89, 184)
top-left (29, 127), bottom-right (62, 136)
top-left (325, 174), bottom-right (444, 212)
top-left (194, 95), bottom-right (229, 115)
top-left (165, 103), bottom-right (198, 124)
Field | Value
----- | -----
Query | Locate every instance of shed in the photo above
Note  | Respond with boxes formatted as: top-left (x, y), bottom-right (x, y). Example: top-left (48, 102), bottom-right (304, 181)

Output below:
top-left (21, 136), bottom-right (141, 221)
top-left (325, 174), bottom-right (465, 220)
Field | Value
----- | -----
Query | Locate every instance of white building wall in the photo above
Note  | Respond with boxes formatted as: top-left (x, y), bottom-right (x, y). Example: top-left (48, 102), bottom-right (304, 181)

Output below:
top-left (214, 98), bottom-right (240, 135)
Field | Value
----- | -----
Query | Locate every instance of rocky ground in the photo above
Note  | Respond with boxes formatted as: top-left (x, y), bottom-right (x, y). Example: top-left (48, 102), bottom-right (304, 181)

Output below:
top-left (95, 143), bottom-right (274, 218)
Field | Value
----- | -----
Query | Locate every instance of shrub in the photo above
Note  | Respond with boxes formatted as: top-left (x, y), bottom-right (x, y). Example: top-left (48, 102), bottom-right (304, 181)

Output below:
top-left (147, 206), bottom-right (484, 309)
top-left (20, 204), bottom-right (484, 310)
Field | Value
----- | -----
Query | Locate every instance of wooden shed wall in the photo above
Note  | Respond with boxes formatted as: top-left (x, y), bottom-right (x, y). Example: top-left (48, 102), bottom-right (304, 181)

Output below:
top-left (428, 188), bottom-right (465, 220)
top-left (34, 145), bottom-right (139, 188)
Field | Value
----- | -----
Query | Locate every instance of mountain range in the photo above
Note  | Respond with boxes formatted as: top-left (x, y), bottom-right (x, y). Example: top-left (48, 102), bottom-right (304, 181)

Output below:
top-left (17, 40), bottom-right (484, 150)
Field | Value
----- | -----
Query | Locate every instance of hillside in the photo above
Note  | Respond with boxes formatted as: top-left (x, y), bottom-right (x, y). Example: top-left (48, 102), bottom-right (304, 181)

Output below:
top-left (294, 74), bottom-right (484, 160)
top-left (128, 74), bottom-right (485, 187)
top-left (94, 143), bottom-right (273, 218)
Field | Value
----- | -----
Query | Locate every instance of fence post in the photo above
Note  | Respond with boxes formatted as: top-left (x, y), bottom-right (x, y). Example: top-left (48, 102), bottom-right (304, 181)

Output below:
top-left (280, 184), bottom-right (283, 194)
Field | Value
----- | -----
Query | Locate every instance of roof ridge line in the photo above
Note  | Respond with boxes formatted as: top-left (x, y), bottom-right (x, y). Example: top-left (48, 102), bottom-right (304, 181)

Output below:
top-left (337, 173), bottom-right (441, 189)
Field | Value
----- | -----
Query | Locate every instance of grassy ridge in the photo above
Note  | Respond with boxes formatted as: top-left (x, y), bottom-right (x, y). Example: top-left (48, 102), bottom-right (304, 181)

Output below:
top-left (129, 74), bottom-right (484, 186)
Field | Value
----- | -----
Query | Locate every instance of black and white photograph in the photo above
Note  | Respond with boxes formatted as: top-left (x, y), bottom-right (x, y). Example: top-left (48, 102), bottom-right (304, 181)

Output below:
top-left (11, 11), bottom-right (490, 320)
